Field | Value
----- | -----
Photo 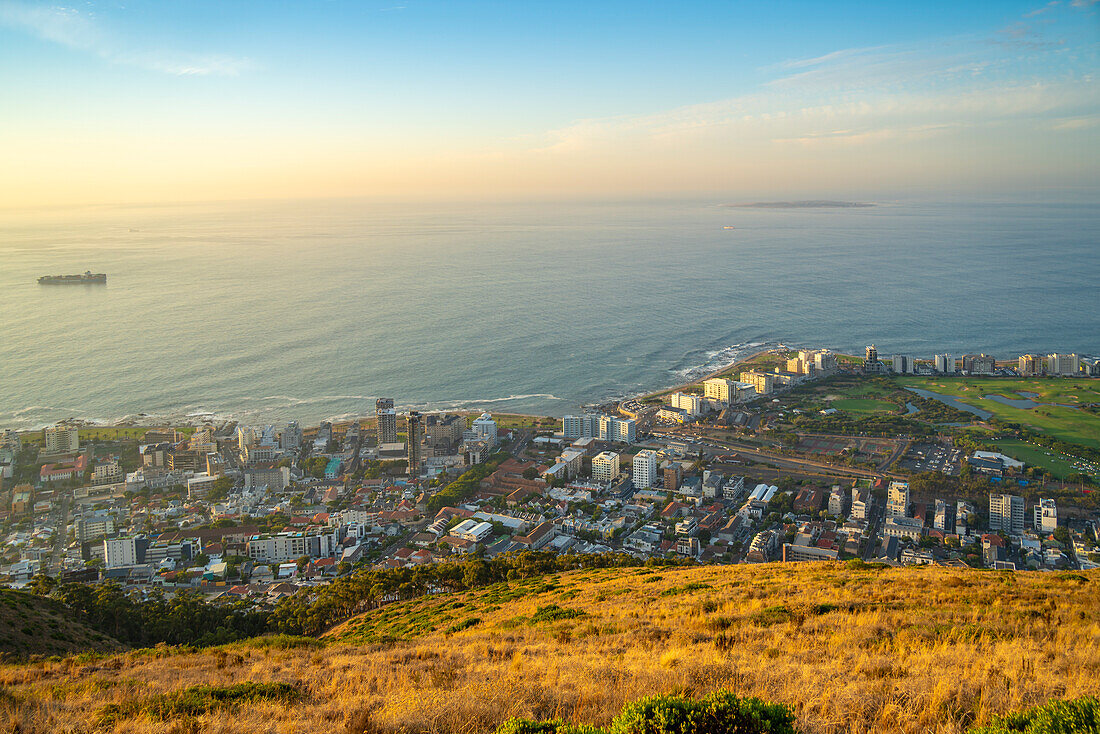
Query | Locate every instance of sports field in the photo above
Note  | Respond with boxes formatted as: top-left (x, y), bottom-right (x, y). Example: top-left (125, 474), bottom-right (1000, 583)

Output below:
top-left (990, 438), bottom-right (1099, 480)
top-left (894, 377), bottom-right (1100, 450)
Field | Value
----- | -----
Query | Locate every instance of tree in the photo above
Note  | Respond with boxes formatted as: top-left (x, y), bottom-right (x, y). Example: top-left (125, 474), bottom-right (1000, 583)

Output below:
top-left (522, 467), bottom-right (539, 480)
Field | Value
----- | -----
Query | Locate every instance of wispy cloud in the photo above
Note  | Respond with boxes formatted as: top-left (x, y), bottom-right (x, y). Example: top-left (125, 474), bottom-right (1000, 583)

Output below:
top-left (0, 1), bottom-right (254, 76)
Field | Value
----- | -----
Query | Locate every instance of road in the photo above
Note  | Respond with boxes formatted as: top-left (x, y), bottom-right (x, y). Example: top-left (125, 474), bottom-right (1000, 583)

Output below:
top-left (48, 490), bottom-right (71, 575)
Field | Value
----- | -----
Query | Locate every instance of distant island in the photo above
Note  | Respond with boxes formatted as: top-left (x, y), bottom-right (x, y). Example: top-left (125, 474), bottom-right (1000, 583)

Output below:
top-left (724, 200), bottom-right (875, 208)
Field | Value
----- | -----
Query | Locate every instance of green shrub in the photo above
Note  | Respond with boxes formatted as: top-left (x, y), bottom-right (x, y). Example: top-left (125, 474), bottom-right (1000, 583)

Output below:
top-left (530, 605), bottom-right (586, 623)
top-left (969, 697), bottom-right (1100, 733)
top-left (612, 690), bottom-right (796, 734)
top-left (494, 690), bottom-right (796, 734)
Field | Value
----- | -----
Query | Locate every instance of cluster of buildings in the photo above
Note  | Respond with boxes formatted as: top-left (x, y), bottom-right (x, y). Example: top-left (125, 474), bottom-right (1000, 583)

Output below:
top-left (863, 346), bottom-right (1099, 377)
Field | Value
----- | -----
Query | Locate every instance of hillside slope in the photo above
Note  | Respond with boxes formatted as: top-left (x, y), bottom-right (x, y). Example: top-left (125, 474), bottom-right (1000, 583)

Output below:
top-left (2, 564), bottom-right (1098, 734)
top-left (0, 589), bottom-right (123, 659)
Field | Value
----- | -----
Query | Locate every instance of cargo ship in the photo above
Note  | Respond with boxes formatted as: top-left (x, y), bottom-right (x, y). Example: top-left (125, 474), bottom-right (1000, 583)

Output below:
top-left (37, 271), bottom-right (107, 285)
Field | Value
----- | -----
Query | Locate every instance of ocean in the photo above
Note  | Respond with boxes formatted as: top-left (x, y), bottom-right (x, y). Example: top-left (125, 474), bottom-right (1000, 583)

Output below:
top-left (1, 198), bottom-right (1097, 430)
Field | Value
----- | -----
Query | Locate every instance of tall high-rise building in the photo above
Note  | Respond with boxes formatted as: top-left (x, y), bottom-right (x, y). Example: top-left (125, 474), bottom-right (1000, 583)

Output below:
top-left (591, 451), bottom-right (620, 483)
top-left (1018, 354), bottom-right (1042, 376)
top-left (891, 355), bottom-right (913, 374)
top-left (376, 398), bottom-right (398, 445)
top-left (406, 411), bottom-right (422, 477)
top-left (472, 413), bottom-right (498, 446)
top-left (1047, 353), bottom-right (1080, 376)
top-left (989, 493), bottom-right (1025, 535)
top-left (962, 354), bottom-right (997, 374)
top-left (934, 354), bottom-right (955, 374)
top-left (887, 481), bottom-right (910, 518)
top-left (1034, 498), bottom-right (1057, 534)
top-left (43, 425), bottom-right (79, 455)
top-left (865, 345), bottom-right (878, 365)
top-left (632, 450), bottom-right (658, 489)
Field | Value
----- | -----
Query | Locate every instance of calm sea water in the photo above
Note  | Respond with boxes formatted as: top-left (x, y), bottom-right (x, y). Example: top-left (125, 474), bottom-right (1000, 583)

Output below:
top-left (1, 198), bottom-right (1097, 429)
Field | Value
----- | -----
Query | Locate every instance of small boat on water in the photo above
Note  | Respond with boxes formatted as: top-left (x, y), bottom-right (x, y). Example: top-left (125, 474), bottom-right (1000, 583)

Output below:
top-left (37, 271), bottom-right (107, 285)
top-left (723, 226), bottom-right (736, 230)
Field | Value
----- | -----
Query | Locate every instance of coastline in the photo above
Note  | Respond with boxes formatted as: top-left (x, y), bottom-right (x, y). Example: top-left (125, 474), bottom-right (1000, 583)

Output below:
top-left (7, 346), bottom-right (787, 435)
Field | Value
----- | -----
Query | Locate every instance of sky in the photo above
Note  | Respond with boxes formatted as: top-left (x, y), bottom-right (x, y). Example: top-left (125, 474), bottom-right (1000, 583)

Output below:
top-left (0, 0), bottom-right (1097, 207)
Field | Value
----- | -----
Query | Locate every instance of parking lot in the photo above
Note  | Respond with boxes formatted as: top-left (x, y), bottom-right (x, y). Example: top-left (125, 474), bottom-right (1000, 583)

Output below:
top-left (898, 442), bottom-right (962, 475)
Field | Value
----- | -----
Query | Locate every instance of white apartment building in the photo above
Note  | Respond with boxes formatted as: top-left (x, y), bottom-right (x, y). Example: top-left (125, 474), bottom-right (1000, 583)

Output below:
top-left (632, 450), bottom-right (658, 489)
top-left (103, 537), bottom-right (141, 569)
top-left (934, 354), bottom-right (955, 373)
top-left (891, 355), bottom-right (915, 374)
top-left (1035, 498), bottom-right (1057, 534)
top-left (703, 378), bottom-right (755, 404)
top-left (1047, 353), bottom-right (1080, 376)
top-left (887, 481), bottom-right (910, 518)
top-left (989, 493), bottom-right (1026, 535)
top-left (558, 448), bottom-right (585, 479)
top-left (598, 415), bottom-right (636, 443)
top-left (187, 473), bottom-right (219, 500)
top-left (246, 531), bottom-right (339, 563)
top-left (669, 392), bottom-right (706, 416)
top-left (472, 413), bottom-right (498, 446)
top-left (591, 451), bottom-right (620, 483)
top-left (883, 517), bottom-right (924, 542)
top-left (44, 425), bottom-right (79, 455)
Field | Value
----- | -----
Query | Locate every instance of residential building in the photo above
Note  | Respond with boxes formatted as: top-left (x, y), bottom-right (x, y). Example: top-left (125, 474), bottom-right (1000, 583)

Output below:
top-left (989, 493), bottom-right (1025, 535)
top-left (704, 378), bottom-right (756, 405)
top-left (891, 355), bottom-right (914, 374)
top-left (471, 413), bottom-right (498, 447)
top-left (827, 486), bottom-right (848, 517)
top-left (934, 353), bottom-right (956, 373)
top-left (865, 345), bottom-right (878, 366)
top-left (961, 354), bottom-right (997, 374)
top-left (663, 461), bottom-right (683, 492)
top-left (883, 517), bottom-right (924, 542)
top-left (886, 481), bottom-right (910, 519)
top-left (280, 421), bottom-right (302, 451)
top-left (1018, 354), bottom-right (1043, 376)
top-left (43, 425), bottom-right (79, 455)
top-left (738, 371), bottom-right (774, 396)
top-left (956, 501), bottom-right (976, 533)
top-left (376, 398), bottom-right (398, 445)
top-left (933, 499), bottom-right (950, 532)
top-left (657, 405), bottom-right (690, 424)
top-left (669, 392), bottom-right (706, 416)
top-left (850, 488), bottom-right (871, 521)
top-left (75, 517), bottom-right (115, 542)
top-left (92, 460), bottom-right (123, 485)
top-left (782, 543), bottom-right (839, 562)
top-left (812, 350), bottom-right (838, 374)
top-left (407, 411), bottom-right (423, 476)
top-left (562, 414), bottom-right (598, 439)
top-left (591, 452), bottom-right (620, 483)
top-left (1047, 353), bottom-right (1080, 376)
top-left (1034, 498), bottom-right (1057, 534)
top-left (426, 414), bottom-right (465, 447)
top-left (187, 473), bottom-right (218, 500)
top-left (104, 537), bottom-right (148, 569)
top-left (632, 450), bottom-right (658, 489)
top-left (598, 415), bottom-right (636, 443)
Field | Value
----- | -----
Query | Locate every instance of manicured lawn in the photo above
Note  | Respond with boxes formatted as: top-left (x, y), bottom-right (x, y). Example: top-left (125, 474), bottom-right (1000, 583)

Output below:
top-left (990, 438), bottom-right (1098, 480)
top-left (831, 398), bottom-right (898, 414)
top-left (894, 376), bottom-right (1100, 450)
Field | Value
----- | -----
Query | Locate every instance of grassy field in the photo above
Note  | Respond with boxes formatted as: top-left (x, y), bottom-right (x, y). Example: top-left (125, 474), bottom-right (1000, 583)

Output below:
top-left (830, 398), bottom-right (898, 414)
top-left (895, 377), bottom-right (1100, 449)
top-left (989, 438), bottom-right (1096, 480)
top-left (3, 564), bottom-right (1098, 734)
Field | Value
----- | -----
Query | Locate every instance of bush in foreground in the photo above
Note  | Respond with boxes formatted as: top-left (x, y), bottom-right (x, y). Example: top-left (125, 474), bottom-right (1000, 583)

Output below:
top-left (969, 697), bottom-right (1099, 734)
top-left (496, 690), bottom-right (796, 734)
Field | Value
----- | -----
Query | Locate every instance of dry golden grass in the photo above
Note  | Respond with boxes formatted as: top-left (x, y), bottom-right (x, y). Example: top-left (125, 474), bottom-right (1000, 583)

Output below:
top-left (2, 564), bottom-right (1098, 734)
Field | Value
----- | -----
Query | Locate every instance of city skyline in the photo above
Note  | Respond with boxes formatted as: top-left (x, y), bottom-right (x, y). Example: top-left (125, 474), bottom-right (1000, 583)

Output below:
top-left (1, 0), bottom-right (1098, 208)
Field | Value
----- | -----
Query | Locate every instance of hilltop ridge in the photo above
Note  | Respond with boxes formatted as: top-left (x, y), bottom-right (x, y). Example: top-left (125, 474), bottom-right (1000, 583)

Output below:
top-left (2, 563), bottom-right (1098, 733)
